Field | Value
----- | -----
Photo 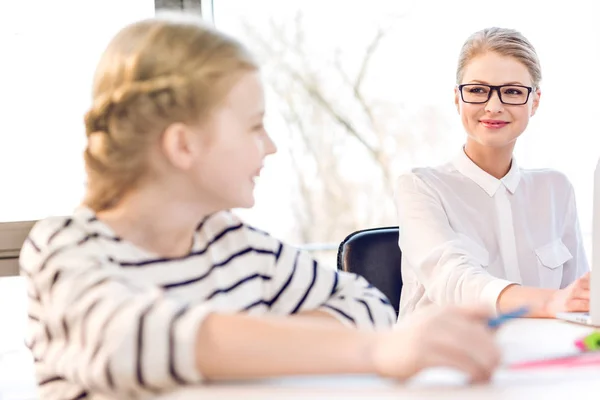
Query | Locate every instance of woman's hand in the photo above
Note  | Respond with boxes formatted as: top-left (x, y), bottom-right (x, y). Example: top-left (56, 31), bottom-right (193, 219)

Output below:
top-left (543, 272), bottom-right (590, 317)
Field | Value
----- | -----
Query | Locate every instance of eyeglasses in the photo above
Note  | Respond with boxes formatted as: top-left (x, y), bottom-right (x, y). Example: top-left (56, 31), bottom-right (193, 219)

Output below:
top-left (458, 84), bottom-right (533, 105)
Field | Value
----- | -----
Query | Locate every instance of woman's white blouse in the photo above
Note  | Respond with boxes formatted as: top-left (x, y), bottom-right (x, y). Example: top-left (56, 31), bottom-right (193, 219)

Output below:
top-left (395, 149), bottom-right (589, 318)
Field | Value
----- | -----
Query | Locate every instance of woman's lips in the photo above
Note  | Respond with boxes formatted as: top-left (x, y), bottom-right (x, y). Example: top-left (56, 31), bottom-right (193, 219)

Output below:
top-left (480, 120), bottom-right (509, 129)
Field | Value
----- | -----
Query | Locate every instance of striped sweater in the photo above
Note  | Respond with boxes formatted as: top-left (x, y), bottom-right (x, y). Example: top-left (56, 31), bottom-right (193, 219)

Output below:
top-left (20, 207), bottom-right (395, 400)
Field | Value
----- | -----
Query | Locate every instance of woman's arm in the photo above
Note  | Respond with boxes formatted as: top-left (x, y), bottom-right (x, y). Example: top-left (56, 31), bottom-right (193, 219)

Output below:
top-left (496, 284), bottom-right (553, 315)
top-left (395, 173), bottom-right (590, 318)
top-left (395, 173), bottom-right (513, 310)
top-left (497, 274), bottom-right (590, 318)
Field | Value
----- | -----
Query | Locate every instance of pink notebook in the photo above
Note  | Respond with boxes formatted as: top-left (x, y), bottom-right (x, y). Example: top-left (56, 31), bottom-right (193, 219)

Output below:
top-left (510, 351), bottom-right (600, 370)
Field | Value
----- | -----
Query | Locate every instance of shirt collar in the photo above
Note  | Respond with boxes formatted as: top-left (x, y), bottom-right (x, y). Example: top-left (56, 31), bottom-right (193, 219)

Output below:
top-left (452, 148), bottom-right (521, 196)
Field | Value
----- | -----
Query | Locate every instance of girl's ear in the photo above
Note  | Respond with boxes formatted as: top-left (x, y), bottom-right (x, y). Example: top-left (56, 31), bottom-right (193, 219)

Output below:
top-left (161, 123), bottom-right (200, 171)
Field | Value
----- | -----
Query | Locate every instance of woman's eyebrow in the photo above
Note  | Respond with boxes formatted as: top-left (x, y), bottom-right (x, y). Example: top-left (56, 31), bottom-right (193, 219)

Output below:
top-left (467, 79), bottom-right (526, 85)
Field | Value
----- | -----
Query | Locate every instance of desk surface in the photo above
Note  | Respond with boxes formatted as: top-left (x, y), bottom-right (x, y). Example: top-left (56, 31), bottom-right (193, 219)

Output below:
top-left (160, 319), bottom-right (600, 400)
top-left (2, 318), bottom-right (598, 399)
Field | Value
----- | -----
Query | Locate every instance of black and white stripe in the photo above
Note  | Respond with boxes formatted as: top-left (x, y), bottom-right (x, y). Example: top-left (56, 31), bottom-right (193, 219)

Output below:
top-left (20, 207), bottom-right (396, 399)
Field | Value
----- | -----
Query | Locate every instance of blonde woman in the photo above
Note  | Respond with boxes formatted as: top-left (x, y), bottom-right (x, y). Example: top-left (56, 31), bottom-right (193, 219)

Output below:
top-left (396, 27), bottom-right (590, 319)
top-left (20, 14), bottom-right (500, 399)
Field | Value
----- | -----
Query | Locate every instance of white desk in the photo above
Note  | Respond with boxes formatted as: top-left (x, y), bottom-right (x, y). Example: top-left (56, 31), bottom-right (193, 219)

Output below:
top-left (2, 319), bottom-right (598, 399)
top-left (160, 319), bottom-right (600, 400)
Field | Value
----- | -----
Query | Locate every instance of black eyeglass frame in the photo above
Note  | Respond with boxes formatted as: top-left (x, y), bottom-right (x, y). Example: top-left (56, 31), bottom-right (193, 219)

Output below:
top-left (457, 84), bottom-right (534, 105)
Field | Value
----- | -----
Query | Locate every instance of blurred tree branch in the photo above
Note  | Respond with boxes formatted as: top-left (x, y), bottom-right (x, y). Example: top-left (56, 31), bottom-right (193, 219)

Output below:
top-left (241, 11), bottom-right (440, 246)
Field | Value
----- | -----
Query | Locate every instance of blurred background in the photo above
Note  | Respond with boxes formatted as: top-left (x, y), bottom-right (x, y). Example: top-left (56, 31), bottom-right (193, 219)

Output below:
top-left (1, 1), bottom-right (599, 395)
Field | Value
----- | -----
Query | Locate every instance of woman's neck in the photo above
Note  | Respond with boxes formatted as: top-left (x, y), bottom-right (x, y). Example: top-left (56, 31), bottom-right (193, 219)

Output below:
top-left (464, 140), bottom-right (515, 179)
top-left (96, 185), bottom-right (217, 258)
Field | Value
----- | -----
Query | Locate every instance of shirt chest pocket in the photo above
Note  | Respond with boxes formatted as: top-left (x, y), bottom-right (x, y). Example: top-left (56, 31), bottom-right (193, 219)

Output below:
top-left (535, 239), bottom-right (572, 289)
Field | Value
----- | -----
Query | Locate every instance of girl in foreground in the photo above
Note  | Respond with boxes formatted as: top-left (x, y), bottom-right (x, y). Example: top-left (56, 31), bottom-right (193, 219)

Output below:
top-left (20, 13), bottom-right (500, 399)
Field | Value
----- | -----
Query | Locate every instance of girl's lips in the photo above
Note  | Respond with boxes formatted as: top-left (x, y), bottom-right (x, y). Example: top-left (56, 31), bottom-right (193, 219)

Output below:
top-left (251, 167), bottom-right (263, 183)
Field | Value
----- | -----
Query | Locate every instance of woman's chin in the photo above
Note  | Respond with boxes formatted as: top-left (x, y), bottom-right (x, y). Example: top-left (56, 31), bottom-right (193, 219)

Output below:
top-left (470, 132), bottom-right (521, 149)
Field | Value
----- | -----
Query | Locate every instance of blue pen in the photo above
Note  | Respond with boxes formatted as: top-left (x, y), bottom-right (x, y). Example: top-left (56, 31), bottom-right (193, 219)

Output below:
top-left (487, 307), bottom-right (529, 328)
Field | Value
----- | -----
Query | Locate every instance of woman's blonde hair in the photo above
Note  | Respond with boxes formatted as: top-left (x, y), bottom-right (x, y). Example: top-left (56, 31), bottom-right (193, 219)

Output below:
top-left (83, 13), bottom-right (258, 212)
top-left (456, 27), bottom-right (542, 89)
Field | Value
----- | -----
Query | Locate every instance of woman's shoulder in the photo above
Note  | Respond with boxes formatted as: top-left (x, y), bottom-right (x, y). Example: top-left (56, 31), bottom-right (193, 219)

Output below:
top-left (519, 167), bottom-right (573, 190)
top-left (396, 162), bottom-right (455, 192)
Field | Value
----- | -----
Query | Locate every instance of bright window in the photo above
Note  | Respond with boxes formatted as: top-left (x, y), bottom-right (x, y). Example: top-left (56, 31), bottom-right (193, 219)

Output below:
top-left (0, 0), bottom-right (155, 223)
top-left (0, 1), bottom-right (156, 390)
top-left (214, 0), bottom-right (600, 261)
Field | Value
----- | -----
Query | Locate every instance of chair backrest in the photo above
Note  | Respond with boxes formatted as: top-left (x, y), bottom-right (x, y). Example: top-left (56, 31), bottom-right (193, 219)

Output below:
top-left (336, 227), bottom-right (402, 315)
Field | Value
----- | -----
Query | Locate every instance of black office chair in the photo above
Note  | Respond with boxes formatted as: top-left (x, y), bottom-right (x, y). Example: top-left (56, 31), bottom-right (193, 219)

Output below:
top-left (336, 227), bottom-right (402, 315)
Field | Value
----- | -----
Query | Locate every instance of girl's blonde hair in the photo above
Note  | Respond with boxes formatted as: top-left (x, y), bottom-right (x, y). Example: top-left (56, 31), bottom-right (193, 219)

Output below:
top-left (83, 13), bottom-right (258, 212)
top-left (456, 27), bottom-right (542, 89)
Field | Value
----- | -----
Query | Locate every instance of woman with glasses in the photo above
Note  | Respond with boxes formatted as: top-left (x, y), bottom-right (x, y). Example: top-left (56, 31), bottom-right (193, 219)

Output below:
top-left (395, 27), bottom-right (590, 320)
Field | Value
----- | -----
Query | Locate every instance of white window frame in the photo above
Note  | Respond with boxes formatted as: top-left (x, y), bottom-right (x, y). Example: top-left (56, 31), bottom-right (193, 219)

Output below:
top-left (154, 0), bottom-right (206, 14)
top-left (154, 0), bottom-right (212, 21)
top-left (199, 0), bottom-right (214, 22)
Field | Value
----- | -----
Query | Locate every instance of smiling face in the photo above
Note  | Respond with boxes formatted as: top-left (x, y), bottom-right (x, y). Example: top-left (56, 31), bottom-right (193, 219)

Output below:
top-left (454, 51), bottom-right (541, 151)
top-left (190, 71), bottom-right (277, 210)
top-left (152, 71), bottom-right (277, 214)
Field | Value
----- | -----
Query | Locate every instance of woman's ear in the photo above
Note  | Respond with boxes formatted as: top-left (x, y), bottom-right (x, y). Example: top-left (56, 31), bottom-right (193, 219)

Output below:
top-left (530, 88), bottom-right (542, 117)
top-left (454, 86), bottom-right (461, 114)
